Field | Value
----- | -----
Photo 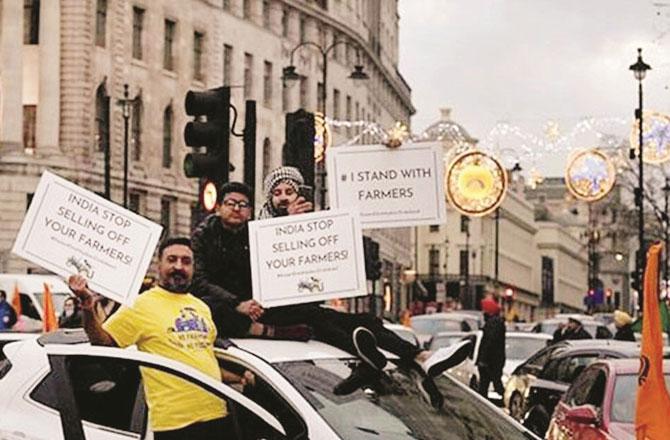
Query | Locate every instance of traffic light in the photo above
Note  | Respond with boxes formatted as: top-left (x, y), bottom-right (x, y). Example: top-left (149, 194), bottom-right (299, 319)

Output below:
top-left (363, 236), bottom-right (382, 281)
top-left (183, 86), bottom-right (231, 188)
top-left (283, 109), bottom-right (316, 189)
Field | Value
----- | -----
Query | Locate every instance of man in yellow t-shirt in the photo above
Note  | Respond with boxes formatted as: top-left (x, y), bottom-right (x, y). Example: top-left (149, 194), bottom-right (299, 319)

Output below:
top-left (68, 237), bottom-right (249, 440)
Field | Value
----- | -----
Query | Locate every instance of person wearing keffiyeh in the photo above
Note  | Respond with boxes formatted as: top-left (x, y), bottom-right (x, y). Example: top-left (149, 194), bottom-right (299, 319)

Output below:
top-left (257, 166), bottom-right (313, 219)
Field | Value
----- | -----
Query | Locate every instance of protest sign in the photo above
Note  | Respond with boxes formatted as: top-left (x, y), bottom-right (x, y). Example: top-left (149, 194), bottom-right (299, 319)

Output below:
top-left (249, 209), bottom-right (366, 308)
top-left (12, 171), bottom-right (163, 305)
top-left (327, 143), bottom-right (447, 228)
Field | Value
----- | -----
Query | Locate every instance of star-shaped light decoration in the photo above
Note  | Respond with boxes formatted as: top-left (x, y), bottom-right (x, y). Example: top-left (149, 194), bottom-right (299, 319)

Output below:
top-left (527, 168), bottom-right (545, 190)
top-left (544, 120), bottom-right (561, 143)
top-left (565, 148), bottom-right (616, 202)
top-left (384, 121), bottom-right (409, 149)
top-left (630, 111), bottom-right (670, 164)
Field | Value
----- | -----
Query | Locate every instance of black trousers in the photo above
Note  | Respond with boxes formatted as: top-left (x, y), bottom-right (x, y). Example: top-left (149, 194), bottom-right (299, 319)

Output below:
top-left (154, 417), bottom-right (235, 440)
top-left (203, 295), bottom-right (421, 363)
top-left (477, 365), bottom-right (504, 397)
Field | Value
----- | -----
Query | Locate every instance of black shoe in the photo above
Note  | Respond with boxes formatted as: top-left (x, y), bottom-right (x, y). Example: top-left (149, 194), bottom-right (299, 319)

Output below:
top-left (333, 364), bottom-right (381, 395)
top-left (416, 375), bottom-right (444, 409)
top-left (353, 327), bottom-right (387, 370)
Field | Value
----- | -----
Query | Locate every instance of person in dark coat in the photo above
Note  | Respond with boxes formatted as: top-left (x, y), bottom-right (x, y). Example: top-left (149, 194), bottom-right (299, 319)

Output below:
top-left (0, 291), bottom-right (17, 330)
top-left (477, 297), bottom-right (506, 398)
top-left (58, 296), bottom-right (83, 328)
top-left (552, 316), bottom-right (592, 343)
top-left (613, 310), bottom-right (636, 341)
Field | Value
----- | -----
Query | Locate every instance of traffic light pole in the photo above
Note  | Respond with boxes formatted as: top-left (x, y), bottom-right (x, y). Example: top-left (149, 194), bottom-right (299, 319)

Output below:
top-left (243, 100), bottom-right (257, 203)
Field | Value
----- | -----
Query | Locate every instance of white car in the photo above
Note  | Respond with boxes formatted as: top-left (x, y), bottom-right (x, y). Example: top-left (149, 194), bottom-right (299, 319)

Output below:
top-left (1, 329), bottom-right (539, 440)
top-left (383, 323), bottom-right (420, 347)
top-left (410, 312), bottom-right (479, 347)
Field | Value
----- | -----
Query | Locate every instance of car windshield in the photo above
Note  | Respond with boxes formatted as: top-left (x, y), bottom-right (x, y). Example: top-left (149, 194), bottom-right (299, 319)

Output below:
top-left (275, 359), bottom-right (531, 439)
top-left (410, 318), bottom-right (463, 335)
top-left (506, 337), bottom-right (548, 360)
top-left (32, 291), bottom-right (70, 316)
top-left (611, 373), bottom-right (670, 423)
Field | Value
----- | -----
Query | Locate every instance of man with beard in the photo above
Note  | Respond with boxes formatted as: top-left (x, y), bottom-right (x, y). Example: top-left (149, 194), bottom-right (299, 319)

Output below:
top-left (68, 237), bottom-right (252, 440)
top-left (193, 175), bottom-right (471, 409)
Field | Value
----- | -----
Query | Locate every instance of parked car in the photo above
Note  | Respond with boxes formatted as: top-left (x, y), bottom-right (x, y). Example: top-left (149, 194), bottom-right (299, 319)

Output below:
top-left (530, 316), bottom-right (613, 340)
top-left (383, 323), bottom-right (420, 347)
top-left (0, 329), bottom-right (540, 439)
top-left (0, 331), bottom-right (39, 360)
top-left (546, 359), bottom-right (670, 440)
top-left (0, 274), bottom-right (72, 332)
top-left (410, 312), bottom-right (478, 346)
top-left (515, 340), bottom-right (642, 437)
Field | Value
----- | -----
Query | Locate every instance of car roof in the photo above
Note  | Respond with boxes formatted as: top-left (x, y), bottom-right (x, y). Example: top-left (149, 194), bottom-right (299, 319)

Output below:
top-left (0, 274), bottom-right (70, 293)
top-left (539, 317), bottom-right (603, 325)
top-left (554, 339), bottom-right (640, 357)
top-left (591, 358), bottom-right (670, 374)
top-left (432, 331), bottom-right (472, 337)
top-left (383, 323), bottom-right (415, 332)
top-left (506, 332), bottom-right (552, 340)
top-left (411, 312), bottom-right (470, 321)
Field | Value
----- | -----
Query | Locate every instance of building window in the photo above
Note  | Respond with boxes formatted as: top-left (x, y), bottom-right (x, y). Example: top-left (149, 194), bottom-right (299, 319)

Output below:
top-left (281, 8), bottom-right (289, 37)
top-left (262, 138), bottom-right (272, 177)
top-left (24, 0), bottom-right (40, 44)
top-left (160, 197), bottom-right (174, 239)
top-left (243, 0), bottom-right (250, 18)
top-left (317, 83), bottom-right (324, 112)
top-left (299, 76), bottom-right (308, 109)
top-left (162, 105), bottom-right (173, 168)
top-left (541, 256), bottom-right (554, 306)
top-left (345, 95), bottom-right (352, 136)
top-left (262, 0), bottom-right (271, 27)
top-left (282, 80), bottom-right (289, 111)
top-left (244, 53), bottom-right (253, 99)
top-left (223, 44), bottom-right (233, 85)
top-left (429, 248), bottom-right (440, 276)
top-left (132, 7), bottom-right (145, 59)
top-left (190, 202), bottom-right (201, 232)
top-left (95, 0), bottom-right (107, 47)
top-left (459, 250), bottom-right (468, 277)
top-left (333, 88), bottom-right (341, 120)
top-left (299, 16), bottom-right (306, 42)
top-left (129, 193), bottom-right (142, 214)
top-left (193, 32), bottom-right (205, 81)
top-left (23, 105), bottom-right (37, 151)
top-left (131, 97), bottom-right (142, 160)
top-left (460, 215), bottom-right (469, 233)
top-left (223, 0), bottom-right (231, 11)
top-left (263, 61), bottom-right (272, 108)
top-left (163, 20), bottom-right (176, 71)
top-left (95, 84), bottom-right (110, 153)
top-left (26, 193), bottom-right (34, 211)
top-left (429, 225), bottom-right (440, 232)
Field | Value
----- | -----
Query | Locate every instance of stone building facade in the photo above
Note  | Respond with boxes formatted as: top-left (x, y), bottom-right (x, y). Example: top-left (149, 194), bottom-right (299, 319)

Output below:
top-left (0, 0), bottom-right (414, 286)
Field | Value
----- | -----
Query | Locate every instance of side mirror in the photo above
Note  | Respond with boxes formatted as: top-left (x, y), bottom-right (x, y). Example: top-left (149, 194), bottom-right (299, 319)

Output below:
top-left (565, 405), bottom-right (599, 425)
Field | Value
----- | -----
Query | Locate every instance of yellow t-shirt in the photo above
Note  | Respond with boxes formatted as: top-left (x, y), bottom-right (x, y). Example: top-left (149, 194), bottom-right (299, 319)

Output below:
top-left (103, 286), bottom-right (226, 432)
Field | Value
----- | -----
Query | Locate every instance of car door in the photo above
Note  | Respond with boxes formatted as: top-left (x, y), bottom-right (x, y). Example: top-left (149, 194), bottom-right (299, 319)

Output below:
top-left (40, 344), bottom-right (286, 440)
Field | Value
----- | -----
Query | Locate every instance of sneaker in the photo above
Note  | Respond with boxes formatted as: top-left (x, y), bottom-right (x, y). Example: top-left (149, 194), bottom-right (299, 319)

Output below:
top-left (353, 327), bottom-right (387, 370)
top-left (333, 363), bottom-right (381, 395)
top-left (421, 340), bottom-right (471, 377)
top-left (416, 375), bottom-right (444, 409)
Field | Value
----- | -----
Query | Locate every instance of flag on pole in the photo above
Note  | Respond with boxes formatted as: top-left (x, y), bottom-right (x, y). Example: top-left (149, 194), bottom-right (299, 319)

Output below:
top-left (635, 243), bottom-right (670, 440)
top-left (42, 282), bottom-right (58, 333)
top-left (11, 283), bottom-right (21, 317)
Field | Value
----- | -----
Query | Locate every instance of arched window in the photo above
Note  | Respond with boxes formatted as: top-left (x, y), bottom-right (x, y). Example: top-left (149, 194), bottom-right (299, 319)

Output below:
top-left (131, 96), bottom-right (142, 160)
top-left (262, 137), bottom-right (272, 177)
top-left (95, 83), bottom-right (110, 153)
top-left (162, 105), bottom-right (173, 168)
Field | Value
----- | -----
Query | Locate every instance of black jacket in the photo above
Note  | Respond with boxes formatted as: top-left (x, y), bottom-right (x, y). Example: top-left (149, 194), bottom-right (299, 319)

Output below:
top-left (191, 214), bottom-right (252, 307)
top-left (614, 324), bottom-right (636, 342)
top-left (477, 314), bottom-right (506, 373)
top-left (552, 325), bottom-right (592, 343)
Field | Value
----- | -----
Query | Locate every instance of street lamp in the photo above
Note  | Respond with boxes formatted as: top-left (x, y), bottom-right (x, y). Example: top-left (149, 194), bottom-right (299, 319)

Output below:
top-left (117, 84), bottom-right (133, 209)
top-left (629, 48), bottom-right (651, 309)
top-left (494, 162), bottom-right (522, 287)
top-left (283, 41), bottom-right (369, 209)
top-left (663, 177), bottom-right (670, 284)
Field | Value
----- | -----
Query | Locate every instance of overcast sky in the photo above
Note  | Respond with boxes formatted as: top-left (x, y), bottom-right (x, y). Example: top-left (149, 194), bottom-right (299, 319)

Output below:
top-left (398, 0), bottom-right (670, 176)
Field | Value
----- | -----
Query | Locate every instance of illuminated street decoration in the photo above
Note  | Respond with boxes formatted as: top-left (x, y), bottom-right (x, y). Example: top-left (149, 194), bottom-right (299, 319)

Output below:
top-left (565, 148), bottom-right (617, 202)
top-left (314, 112), bottom-right (331, 163)
top-left (445, 150), bottom-right (507, 216)
top-left (630, 111), bottom-right (670, 164)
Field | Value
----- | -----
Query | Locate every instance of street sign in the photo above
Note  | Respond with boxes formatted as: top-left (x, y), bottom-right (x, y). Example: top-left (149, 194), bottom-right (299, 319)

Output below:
top-left (12, 171), bottom-right (163, 306)
top-left (326, 142), bottom-right (446, 228)
top-left (248, 209), bottom-right (366, 307)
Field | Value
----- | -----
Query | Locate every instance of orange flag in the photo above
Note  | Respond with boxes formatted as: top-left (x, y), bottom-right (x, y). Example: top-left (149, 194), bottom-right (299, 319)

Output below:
top-left (42, 282), bottom-right (58, 333)
top-left (635, 243), bottom-right (670, 440)
top-left (11, 283), bottom-right (21, 317)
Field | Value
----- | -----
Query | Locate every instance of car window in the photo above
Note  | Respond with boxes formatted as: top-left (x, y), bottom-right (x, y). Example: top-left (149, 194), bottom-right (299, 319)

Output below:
top-left (611, 373), bottom-right (670, 423)
top-left (19, 294), bottom-right (40, 320)
top-left (525, 344), bottom-right (563, 371)
top-left (555, 354), bottom-right (598, 383)
top-left (275, 359), bottom-right (533, 440)
top-left (540, 358), bottom-right (561, 380)
top-left (506, 338), bottom-right (549, 360)
top-left (564, 367), bottom-right (600, 407)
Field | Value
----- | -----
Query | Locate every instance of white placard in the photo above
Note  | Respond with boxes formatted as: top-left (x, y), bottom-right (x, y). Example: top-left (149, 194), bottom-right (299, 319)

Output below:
top-left (327, 143), bottom-right (447, 228)
top-left (12, 171), bottom-right (163, 305)
top-left (249, 209), bottom-right (366, 308)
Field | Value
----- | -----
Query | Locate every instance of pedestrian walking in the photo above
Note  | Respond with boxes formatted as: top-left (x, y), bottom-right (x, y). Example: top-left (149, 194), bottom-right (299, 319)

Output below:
top-left (192, 176), bottom-right (471, 409)
top-left (613, 310), bottom-right (636, 341)
top-left (477, 297), bottom-right (506, 398)
top-left (68, 237), bottom-right (251, 440)
top-left (58, 296), bottom-right (82, 328)
top-left (0, 290), bottom-right (17, 330)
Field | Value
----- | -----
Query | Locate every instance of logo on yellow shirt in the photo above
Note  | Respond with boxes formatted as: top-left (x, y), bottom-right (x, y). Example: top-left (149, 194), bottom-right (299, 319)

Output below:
top-left (167, 307), bottom-right (212, 350)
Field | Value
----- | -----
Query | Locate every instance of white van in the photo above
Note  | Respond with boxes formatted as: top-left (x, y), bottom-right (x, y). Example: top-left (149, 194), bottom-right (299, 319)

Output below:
top-left (0, 274), bottom-right (71, 332)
